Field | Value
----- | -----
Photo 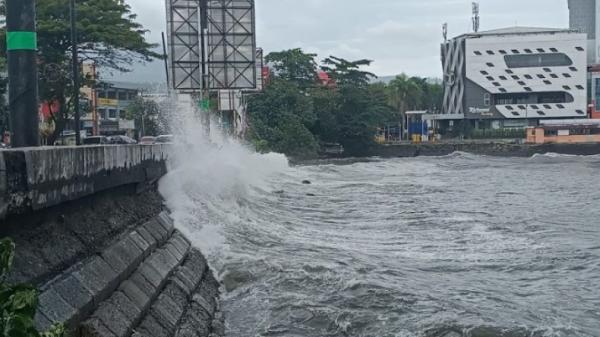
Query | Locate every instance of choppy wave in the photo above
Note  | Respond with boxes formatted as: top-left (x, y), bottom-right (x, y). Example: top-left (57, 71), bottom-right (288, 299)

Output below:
top-left (158, 100), bottom-right (600, 337)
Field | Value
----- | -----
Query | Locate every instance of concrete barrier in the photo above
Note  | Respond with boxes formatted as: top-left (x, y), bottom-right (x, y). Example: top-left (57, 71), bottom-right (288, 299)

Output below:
top-left (0, 145), bottom-right (170, 219)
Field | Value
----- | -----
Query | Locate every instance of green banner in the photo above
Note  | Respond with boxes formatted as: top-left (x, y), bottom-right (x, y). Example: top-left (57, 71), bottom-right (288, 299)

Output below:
top-left (6, 31), bottom-right (37, 51)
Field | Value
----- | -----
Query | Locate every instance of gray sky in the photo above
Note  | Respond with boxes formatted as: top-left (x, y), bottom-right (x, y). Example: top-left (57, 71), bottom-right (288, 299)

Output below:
top-left (109, 0), bottom-right (569, 83)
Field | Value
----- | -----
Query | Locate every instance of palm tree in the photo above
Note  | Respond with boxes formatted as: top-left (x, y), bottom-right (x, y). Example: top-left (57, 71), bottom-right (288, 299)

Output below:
top-left (388, 74), bottom-right (423, 140)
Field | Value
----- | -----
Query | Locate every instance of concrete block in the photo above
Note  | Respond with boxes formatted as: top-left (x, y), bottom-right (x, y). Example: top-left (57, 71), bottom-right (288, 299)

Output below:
top-left (164, 243), bottom-right (185, 265)
top-left (137, 313), bottom-right (169, 337)
top-left (143, 219), bottom-right (168, 245)
top-left (138, 262), bottom-right (164, 290)
top-left (37, 288), bottom-right (76, 326)
top-left (135, 227), bottom-right (158, 251)
top-left (130, 271), bottom-right (158, 298)
top-left (192, 293), bottom-right (215, 317)
top-left (100, 244), bottom-right (130, 281)
top-left (146, 249), bottom-right (177, 280)
top-left (179, 265), bottom-right (203, 291)
top-left (52, 274), bottom-right (94, 322)
top-left (150, 293), bottom-right (185, 333)
top-left (129, 231), bottom-right (151, 256)
top-left (183, 249), bottom-right (208, 279)
top-left (73, 256), bottom-right (119, 306)
top-left (185, 303), bottom-right (211, 337)
top-left (109, 291), bottom-right (142, 327)
top-left (170, 271), bottom-right (194, 297)
top-left (94, 302), bottom-right (132, 337)
top-left (109, 236), bottom-right (145, 278)
top-left (119, 280), bottom-right (151, 314)
top-left (79, 317), bottom-right (117, 337)
top-left (157, 211), bottom-right (175, 235)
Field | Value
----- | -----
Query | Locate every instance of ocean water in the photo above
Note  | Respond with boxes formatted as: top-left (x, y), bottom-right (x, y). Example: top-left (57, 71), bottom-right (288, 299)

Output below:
top-left (158, 104), bottom-right (600, 337)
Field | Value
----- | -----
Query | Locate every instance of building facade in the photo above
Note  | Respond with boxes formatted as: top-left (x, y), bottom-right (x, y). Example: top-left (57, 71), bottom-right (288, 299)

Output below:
top-left (568, 0), bottom-right (599, 64)
top-left (93, 82), bottom-right (139, 136)
top-left (441, 27), bottom-right (588, 128)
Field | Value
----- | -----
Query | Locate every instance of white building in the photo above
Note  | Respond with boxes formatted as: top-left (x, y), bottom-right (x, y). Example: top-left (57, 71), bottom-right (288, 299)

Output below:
top-left (568, 0), bottom-right (599, 64)
top-left (441, 27), bottom-right (588, 128)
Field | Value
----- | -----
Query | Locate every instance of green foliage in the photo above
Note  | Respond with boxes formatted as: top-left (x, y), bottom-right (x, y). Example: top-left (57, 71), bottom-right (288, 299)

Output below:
top-left (125, 97), bottom-right (162, 138)
top-left (0, 238), bottom-right (67, 337)
top-left (0, 0), bottom-right (161, 143)
top-left (265, 49), bottom-right (318, 88)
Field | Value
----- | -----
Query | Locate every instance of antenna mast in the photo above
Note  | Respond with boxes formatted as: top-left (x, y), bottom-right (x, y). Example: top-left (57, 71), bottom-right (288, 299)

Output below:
top-left (442, 22), bottom-right (448, 42)
top-left (472, 2), bottom-right (480, 33)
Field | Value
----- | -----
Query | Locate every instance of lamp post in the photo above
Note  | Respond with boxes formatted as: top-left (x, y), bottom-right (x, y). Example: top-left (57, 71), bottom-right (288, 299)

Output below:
top-left (6, 0), bottom-right (40, 147)
top-left (70, 0), bottom-right (81, 145)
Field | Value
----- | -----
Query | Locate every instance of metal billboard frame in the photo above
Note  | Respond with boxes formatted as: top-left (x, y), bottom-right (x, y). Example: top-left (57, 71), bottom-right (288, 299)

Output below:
top-left (166, 0), bottom-right (256, 92)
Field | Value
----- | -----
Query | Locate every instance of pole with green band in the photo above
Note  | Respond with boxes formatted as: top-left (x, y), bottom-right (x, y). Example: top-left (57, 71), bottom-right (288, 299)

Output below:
top-left (6, 0), bottom-right (40, 147)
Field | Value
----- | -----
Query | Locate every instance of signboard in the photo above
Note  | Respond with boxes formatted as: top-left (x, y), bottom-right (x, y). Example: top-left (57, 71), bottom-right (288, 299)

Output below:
top-left (97, 98), bottom-right (119, 107)
top-left (166, 0), bottom-right (257, 91)
top-left (558, 130), bottom-right (570, 136)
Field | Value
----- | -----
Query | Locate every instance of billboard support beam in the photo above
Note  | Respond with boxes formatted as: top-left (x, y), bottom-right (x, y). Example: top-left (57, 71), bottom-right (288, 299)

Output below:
top-left (6, 0), bottom-right (39, 147)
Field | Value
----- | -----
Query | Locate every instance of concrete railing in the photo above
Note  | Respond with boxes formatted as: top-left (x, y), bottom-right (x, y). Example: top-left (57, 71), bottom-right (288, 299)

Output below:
top-left (0, 145), bottom-right (170, 219)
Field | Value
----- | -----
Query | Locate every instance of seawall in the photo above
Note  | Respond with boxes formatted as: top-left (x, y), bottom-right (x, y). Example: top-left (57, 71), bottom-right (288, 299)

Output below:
top-left (367, 142), bottom-right (600, 158)
top-left (0, 145), bottom-right (223, 337)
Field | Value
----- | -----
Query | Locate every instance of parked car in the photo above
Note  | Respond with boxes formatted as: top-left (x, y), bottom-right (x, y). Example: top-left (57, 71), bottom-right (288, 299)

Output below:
top-left (139, 136), bottom-right (157, 145)
top-left (155, 135), bottom-right (174, 144)
top-left (83, 136), bottom-right (109, 145)
top-left (108, 135), bottom-right (137, 145)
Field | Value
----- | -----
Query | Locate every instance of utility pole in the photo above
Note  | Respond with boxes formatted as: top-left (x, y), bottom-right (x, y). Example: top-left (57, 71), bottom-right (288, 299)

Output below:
top-left (199, 0), bottom-right (210, 137)
top-left (6, 0), bottom-right (40, 147)
top-left (70, 0), bottom-right (81, 145)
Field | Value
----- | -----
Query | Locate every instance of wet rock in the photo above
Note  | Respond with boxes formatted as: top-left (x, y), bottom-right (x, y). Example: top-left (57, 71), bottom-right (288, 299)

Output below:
top-left (302, 180), bottom-right (311, 185)
top-left (306, 193), bottom-right (316, 197)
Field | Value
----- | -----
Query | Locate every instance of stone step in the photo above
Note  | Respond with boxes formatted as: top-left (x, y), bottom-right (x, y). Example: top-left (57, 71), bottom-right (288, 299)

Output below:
top-left (34, 211), bottom-right (175, 332)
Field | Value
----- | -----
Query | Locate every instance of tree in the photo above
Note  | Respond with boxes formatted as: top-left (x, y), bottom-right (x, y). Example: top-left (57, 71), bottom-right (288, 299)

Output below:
top-left (125, 96), bottom-right (161, 138)
top-left (265, 49), bottom-right (318, 89)
top-left (247, 78), bottom-right (318, 158)
top-left (0, 0), bottom-right (161, 143)
top-left (321, 56), bottom-right (376, 88)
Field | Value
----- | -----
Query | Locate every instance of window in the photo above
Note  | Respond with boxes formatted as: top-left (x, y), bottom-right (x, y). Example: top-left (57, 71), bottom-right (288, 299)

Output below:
top-left (543, 80), bottom-right (552, 85)
top-left (531, 105), bottom-right (539, 109)
top-left (550, 48), bottom-right (558, 52)
top-left (486, 76), bottom-right (494, 81)
top-left (596, 78), bottom-right (600, 111)
top-left (480, 70), bottom-right (489, 75)
top-left (576, 110), bottom-right (585, 114)
top-left (511, 49), bottom-right (520, 54)
top-left (524, 75), bottom-right (533, 79)
top-left (537, 48), bottom-right (545, 53)
top-left (550, 74), bottom-right (559, 78)
top-left (499, 50), bottom-right (507, 55)
top-left (576, 85), bottom-right (584, 90)
top-left (474, 51), bottom-right (482, 55)
top-left (98, 91), bottom-right (107, 99)
top-left (107, 91), bottom-right (117, 99)
top-left (499, 76), bottom-right (507, 80)
top-left (538, 92), bottom-right (574, 104)
top-left (537, 111), bottom-right (546, 116)
top-left (109, 109), bottom-right (117, 118)
top-left (129, 93), bottom-right (138, 100)
top-left (576, 46), bottom-right (584, 51)
top-left (486, 50), bottom-right (494, 55)
top-left (506, 69), bottom-right (514, 74)
top-left (511, 111), bottom-right (520, 116)
top-left (511, 75), bottom-right (520, 80)
top-left (492, 82), bottom-right (501, 87)
top-left (543, 104), bottom-right (552, 109)
top-left (518, 105), bottom-right (526, 110)
top-left (537, 74), bottom-right (546, 79)
top-left (524, 87), bottom-right (532, 92)
top-left (119, 110), bottom-right (126, 119)
top-left (506, 106), bottom-right (514, 110)
top-left (518, 81), bottom-right (526, 86)
top-left (499, 88), bottom-right (507, 93)
top-left (486, 62), bottom-right (495, 67)
top-left (563, 73), bottom-right (572, 78)
top-left (98, 109), bottom-right (107, 119)
top-left (118, 92), bottom-right (127, 100)
top-left (524, 49), bottom-right (533, 54)
top-left (569, 66), bottom-right (578, 71)
top-left (543, 68), bottom-right (551, 72)
top-left (504, 53), bottom-right (573, 68)
top-left (483, 93), bottom-right (491, 106)
top-left (557, 104), bottom-right (565, 109)
top-left (563, 85), bottom-right (571, 90)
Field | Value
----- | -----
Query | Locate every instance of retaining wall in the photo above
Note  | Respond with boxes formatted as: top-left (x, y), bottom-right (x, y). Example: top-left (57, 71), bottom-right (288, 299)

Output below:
top-left (0, 145), bottom-right (170, 219)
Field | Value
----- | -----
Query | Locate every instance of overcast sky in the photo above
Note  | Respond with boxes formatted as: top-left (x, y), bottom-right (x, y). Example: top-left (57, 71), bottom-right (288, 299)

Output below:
top-left (108, 0), bottom-right (569, 83)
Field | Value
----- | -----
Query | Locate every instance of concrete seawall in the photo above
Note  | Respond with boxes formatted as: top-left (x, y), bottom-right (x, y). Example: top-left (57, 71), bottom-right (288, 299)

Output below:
top-left (368, 142), bottom-right (600, 158)
top-left (0, 145), bottom-right (223, 337)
